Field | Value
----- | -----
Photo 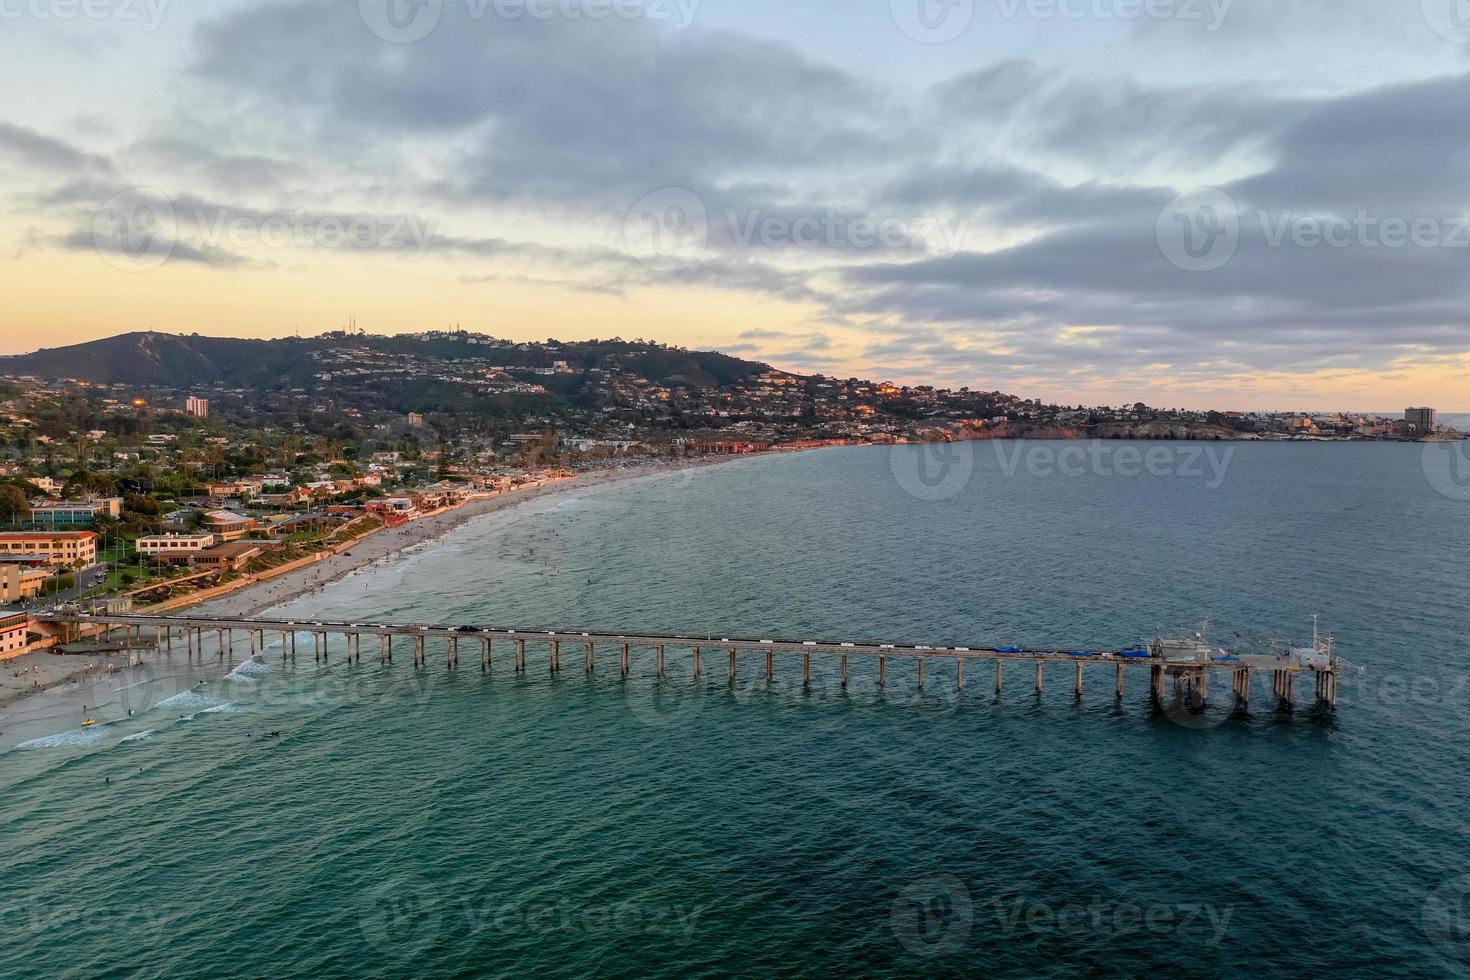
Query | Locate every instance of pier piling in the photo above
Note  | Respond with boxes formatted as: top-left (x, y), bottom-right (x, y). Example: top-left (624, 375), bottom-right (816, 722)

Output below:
top-left (515, 639), bottom-right (526, 673)
top-left (1075, 662), bottom-right (1084, 700)
top-left (1035, 661), bottom-right (1044, 696)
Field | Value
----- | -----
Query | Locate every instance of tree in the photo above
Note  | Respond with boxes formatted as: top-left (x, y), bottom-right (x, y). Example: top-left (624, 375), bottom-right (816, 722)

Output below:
top-left (0, 484), bottom-right (30, 525)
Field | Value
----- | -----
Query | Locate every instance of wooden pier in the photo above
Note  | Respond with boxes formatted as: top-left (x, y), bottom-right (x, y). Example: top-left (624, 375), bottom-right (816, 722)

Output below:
top-left (37, 612), bottom-right (1341, 712)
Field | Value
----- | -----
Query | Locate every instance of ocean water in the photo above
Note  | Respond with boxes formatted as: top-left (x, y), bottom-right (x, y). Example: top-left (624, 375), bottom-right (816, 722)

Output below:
top-left (3, 442), bottom-right (1469, 978)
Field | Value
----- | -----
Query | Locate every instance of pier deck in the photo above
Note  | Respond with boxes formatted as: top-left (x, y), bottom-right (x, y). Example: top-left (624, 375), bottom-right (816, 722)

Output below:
top-left (35, 611), bottom-right (1339, 709)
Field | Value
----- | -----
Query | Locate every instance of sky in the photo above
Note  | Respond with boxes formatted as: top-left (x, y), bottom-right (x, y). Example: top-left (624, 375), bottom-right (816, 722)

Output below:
top-left (2, 0), bottom-right (1469, 411)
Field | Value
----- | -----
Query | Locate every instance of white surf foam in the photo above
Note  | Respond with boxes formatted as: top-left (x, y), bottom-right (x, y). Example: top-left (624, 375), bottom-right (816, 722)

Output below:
top-left (157, 690), bottom-right (237, 716)
top-left (119, 730), bottom-right (157, 743)
top-left (226, 657), bottom-right (272, 681)
top-left (18, 728), bottom-right (108, 750)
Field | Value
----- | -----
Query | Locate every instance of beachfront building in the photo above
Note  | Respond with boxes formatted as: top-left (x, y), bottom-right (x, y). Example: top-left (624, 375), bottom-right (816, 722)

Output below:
top-left (0, 564), bottom-right (48, 603)
top-left (0, 613), bottom-right (30, 660)
top-left (201, 510), bottom-right (258, 542)
top-left (194, 542), bottom-right (262, 573)
top-left (30, 497), bottom-right (123, 528)
top-left (0, 531), bottom-right (98, 567)
top-left (136, 533), bottom-right (217, 563)
top-left (365, 498), bottom-right (420, 526)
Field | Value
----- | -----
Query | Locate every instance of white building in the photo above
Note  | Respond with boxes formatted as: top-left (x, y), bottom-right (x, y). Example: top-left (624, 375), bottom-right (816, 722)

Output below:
top-left (136, 533), bottom-right (217, 560)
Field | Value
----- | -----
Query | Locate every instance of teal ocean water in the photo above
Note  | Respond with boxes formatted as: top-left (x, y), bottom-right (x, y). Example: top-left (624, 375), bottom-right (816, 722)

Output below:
top-left (4, 442), bottom-right (1470, 977)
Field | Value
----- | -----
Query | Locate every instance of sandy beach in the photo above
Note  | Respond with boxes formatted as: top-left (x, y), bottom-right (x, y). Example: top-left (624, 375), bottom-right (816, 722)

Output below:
top-left (183, 453), bottom-right (751, 620)
top-left (0, 453), bottom-right (769, 741)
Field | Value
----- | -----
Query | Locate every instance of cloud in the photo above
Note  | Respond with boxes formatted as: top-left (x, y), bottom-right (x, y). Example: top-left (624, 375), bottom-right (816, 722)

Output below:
top-left (0, 122), bottom-right (111, 175)
top-left (9, 0), bottom-right (1470, 404)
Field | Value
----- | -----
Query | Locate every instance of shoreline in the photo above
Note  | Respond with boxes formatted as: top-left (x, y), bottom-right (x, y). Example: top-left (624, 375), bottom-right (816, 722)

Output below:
top-left (180, 452), bottom-right (762, 621)
top-left (0, 452), bottom-right (775, 730)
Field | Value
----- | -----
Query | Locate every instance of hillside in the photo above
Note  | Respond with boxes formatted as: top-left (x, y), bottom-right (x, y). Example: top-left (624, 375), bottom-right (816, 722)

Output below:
top-left (0, 331), bottom-right (771, 391)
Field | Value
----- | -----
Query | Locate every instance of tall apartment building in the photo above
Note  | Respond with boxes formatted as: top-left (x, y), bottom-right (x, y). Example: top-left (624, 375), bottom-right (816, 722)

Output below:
top-left (1406, 407), bottom-right (1436, 435)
